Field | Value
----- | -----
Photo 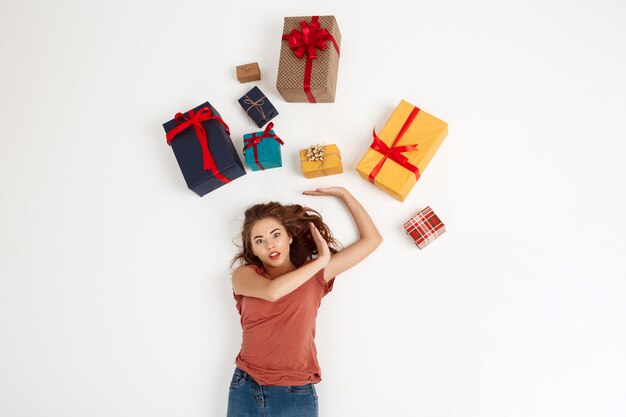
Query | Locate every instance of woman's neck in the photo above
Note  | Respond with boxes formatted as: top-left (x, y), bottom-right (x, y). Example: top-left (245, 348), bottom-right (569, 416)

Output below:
top-left (263, 261), bottom-right (297, 279)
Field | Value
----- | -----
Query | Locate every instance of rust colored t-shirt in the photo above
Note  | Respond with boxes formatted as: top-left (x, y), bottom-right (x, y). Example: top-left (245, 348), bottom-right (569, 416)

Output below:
top-left (232, 264), bottom-right (335, 386)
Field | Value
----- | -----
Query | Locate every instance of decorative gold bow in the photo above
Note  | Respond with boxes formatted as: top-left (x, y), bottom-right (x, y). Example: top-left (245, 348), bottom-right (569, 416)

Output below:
top-left (306, 144), bottom-right (324, 163)
top-left (305, 144), bottom-right (340, 168)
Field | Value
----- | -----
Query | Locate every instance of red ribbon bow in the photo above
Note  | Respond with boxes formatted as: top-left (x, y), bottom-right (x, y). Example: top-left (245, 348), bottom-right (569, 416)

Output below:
top-left (166, 106), bottom-right (231, 184)
top-left (243, 122), bottom-right (284, 170)
top-left (281, 16), bottom-right (340, 103)
top-left (368, 107), bottom-right (421, 183)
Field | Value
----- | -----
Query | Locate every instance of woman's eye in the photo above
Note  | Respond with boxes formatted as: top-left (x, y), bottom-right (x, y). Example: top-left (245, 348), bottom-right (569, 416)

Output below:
top-left (273, 232), bottom-right (280, 238)
top-left (255, 239), bottom-right (263, 245)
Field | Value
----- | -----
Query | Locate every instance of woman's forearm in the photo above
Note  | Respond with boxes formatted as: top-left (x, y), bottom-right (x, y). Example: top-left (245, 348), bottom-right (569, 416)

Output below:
top-left (267, 256), bottom-right (329, 301)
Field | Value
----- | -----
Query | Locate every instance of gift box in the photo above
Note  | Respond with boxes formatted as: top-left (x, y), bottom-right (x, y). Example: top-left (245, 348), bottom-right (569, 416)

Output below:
top-left (163, 101), bottom-right (246, 197)
top-left (403, 206), bottom-right (446, 249)
top-left (243, 122), bottom-right (284, 171)
top-left (238, 86), bottom-right (278, 128)
top-left (356, 99), bottom-right (448, 202)
top-left (276, 15), bottom-right (341, 103)
top-left (236, 62), bottom-right (261, 83)
top-left (299, 144), bottom-right (343, 178)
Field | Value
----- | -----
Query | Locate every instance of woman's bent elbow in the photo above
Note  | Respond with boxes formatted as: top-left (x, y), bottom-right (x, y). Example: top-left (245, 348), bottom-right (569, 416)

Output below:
top-left (365, 235), bottom-right (383, 254)
top-left (266, 288), bottom-right (282, 302)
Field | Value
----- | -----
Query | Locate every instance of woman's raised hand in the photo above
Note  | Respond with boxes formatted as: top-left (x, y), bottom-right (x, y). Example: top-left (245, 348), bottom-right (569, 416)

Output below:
top-left (302, 186), bottom-right (348, 198)
top-left (304, 187), bottom-right (383, 281)
top-left (309, 222), bottom-right (331, 265)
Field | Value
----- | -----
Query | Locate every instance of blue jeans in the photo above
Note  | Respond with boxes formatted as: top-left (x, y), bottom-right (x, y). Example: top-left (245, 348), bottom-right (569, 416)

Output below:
top-left (226, 368), bottom-right (318, 417)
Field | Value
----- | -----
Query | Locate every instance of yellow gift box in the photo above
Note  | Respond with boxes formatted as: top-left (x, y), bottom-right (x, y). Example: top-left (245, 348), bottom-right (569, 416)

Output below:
top-left (355, 100), bottom-right (447, 201)
top-left (300, 144), bottom-right (343, 178)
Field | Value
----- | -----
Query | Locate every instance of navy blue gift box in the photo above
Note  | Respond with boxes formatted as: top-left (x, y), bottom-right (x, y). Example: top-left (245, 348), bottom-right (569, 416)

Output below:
top-left (163, 101), bottom-right (246, 197)
top-left (238, 86), bottom-right (279, 128)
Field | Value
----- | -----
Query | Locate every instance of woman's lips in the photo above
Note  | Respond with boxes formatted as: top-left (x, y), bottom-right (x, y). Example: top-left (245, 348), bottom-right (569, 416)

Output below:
top-left (269, 251), bottom-right (280, 260)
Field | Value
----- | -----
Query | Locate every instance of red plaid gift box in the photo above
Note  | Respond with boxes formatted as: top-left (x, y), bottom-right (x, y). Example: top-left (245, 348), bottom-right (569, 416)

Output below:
top-left (403, 206), bottom-right (445, 249)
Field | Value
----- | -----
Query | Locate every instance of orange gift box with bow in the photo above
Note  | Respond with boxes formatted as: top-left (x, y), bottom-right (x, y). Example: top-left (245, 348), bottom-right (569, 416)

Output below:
top-left (356, 100), bottom-right (448, 202)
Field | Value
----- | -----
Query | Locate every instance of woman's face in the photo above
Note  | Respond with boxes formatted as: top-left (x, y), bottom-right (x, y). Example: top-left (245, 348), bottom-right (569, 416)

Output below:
top-left (250, 217), bottom-right (293, 267)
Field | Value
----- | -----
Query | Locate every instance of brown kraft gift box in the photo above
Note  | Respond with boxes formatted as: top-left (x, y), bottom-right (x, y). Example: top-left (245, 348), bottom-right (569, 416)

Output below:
top-left (276, 15), bottom-right (341, 103)
top-left (236, 62), bottom-right (261, 83)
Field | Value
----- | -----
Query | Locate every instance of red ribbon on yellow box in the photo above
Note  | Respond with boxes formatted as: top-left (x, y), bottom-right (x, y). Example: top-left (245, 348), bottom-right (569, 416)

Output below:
top-left (166, 106), bottom-right (231, 184)
top-left (281, 16), bottom-right (340, 103)
top-left (368, 106), bottom-right (421, 183)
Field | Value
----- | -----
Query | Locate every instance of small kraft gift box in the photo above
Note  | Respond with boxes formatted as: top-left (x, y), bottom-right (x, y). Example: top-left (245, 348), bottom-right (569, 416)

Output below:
top-left (243, 122), bottom-right (284, 171)
top-left (299, 144), bottom-right (343, 178)
top-left (236, 62), bottom-right (261, 83)
top-left (356, 99), bottom-right (448, 202)
top-left (403, 206), bottom-right (446, 249)
top-left (163, 101), bottom-right (246, 197)
top-left (276, 15), bottom-right (341, 103)
top-left (238, 86), bottom-right (279, 128)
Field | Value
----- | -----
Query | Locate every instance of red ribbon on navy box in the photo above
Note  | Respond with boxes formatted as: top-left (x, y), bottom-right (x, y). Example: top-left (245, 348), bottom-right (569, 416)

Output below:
top-left (368, 106), bottom-right (421, 184)
top-left (243, 122), bottom-right (284, 170)
top-left (282, 16), bottom-right (340, 103)
top-left (166, 106), bottom-right (231, 184)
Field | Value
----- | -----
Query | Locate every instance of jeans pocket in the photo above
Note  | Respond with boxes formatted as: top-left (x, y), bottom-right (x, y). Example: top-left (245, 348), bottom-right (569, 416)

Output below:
top-left (230, 368), bottom-right (247, 388)
top-left (288, 383), bottom-right (313, 394)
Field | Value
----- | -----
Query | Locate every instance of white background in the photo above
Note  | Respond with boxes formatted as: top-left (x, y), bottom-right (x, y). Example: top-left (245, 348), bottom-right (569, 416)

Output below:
top-left (1, 0), bottom-right (625, 416)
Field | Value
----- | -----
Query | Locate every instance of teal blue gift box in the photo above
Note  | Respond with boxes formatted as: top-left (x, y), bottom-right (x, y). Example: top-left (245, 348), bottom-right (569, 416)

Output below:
top-left (243, 123), bottom-right (284, 171)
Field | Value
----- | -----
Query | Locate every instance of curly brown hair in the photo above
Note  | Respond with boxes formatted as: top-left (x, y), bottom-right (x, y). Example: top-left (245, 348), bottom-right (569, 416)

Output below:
top-left (231, 202), bottom-right (341, 269)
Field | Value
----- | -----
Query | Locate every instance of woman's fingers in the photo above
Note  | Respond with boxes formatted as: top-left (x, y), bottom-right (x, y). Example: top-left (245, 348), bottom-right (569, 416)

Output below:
top-left (309, 223), bottom-right (322, 246)
top-left (302, 189), bottom-right (325, 196)
top-left (309, 222), bottom-right (322, 240)
top-left (302, 187), bottom-right (346, 197)
top-left (309, 222), bottom-right (330, 257)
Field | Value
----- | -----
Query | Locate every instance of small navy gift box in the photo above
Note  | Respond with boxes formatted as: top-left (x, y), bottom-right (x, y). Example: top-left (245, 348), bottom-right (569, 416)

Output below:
top-left (238, 86), bottom-right (279, 128)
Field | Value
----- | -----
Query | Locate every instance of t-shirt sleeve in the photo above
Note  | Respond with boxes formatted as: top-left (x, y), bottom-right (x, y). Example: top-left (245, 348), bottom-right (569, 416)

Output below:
top-left (315, 268), bottom-right (335, 296)
top-left (232, 265), bottom-right (265, 313)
